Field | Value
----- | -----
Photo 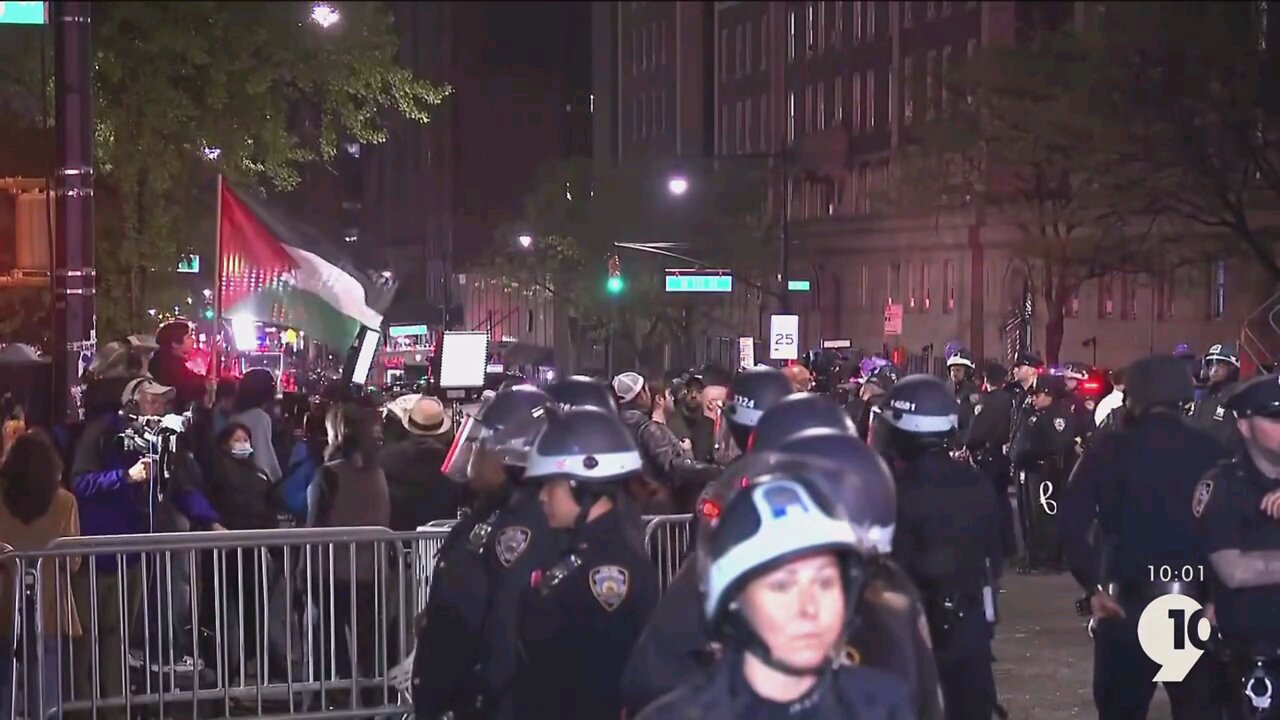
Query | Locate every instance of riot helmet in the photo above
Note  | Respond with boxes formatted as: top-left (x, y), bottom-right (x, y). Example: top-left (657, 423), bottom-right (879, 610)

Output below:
top-left (724, 367), bottom-right (794, 450)
top-left (522, 405), bottom-right (643, 529)
top-left (873, 374), bottom-right (959, 460)
top-left (442, 384), bottom-right (551, 483)
top-left (751, 392), bottom-right (857, 452)
top-left (776, 430), bottom-right (897, 554)
top-left (945, 350), bottom-right (976, 383)
top-left (546, 375), bottom-right (618, 413)
top-left (698, 454), bottom-right (869, 677)
top-left (1204, 342), bottom-right (1241, 387)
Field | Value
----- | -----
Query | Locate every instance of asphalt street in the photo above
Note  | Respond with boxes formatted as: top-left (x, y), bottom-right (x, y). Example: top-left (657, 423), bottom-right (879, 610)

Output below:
top-left (993, 570), bottom-right (1174, 719)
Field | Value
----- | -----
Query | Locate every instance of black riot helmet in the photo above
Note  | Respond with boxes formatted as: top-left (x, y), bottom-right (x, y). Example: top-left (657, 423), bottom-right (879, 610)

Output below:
top-left (874, 374), bottom-right (959, 460)
top-left (442, 384), bottom-right (552, 482)
top-left (546, 375), bottom-right (618, 414)
top-left (776, 430), bottom-right (897, 554)
top-left (751, 392), bottom-right (857, 452)
top-left (724, 367), bottom-right (795, 450)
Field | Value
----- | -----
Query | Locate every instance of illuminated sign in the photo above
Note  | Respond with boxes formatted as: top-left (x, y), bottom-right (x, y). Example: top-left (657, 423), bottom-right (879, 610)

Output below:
top-left (388, 324), bottom-right (430, 338)
top-left (0, 2), bottom-right (47, 25)
top-left (665, 272), bottom-right (733, 293)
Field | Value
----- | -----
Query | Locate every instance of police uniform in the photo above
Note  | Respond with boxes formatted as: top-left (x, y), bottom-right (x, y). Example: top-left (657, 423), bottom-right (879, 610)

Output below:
top-left (879, 375), bottom-right (1002, 720)
top-left (1059, 355), bottom-right (1225, 719)
top-left (1198, 374), bottom-right (1280, 718)
top-left (1009, 375), bottom-right (1075, 572)
top-left (1190, 343), bottom-right (1243, 452)
top-left (963, 364), bottom-right (1018, 559)
top-left (512, 407), bottom-right (659, 720)
top-left (414, 385), bottom-right (560, 720)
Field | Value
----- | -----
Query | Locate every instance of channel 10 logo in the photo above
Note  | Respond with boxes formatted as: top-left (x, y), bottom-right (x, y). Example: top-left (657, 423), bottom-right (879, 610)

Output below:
top-left (1137, 594), bottom-right (1213, 682)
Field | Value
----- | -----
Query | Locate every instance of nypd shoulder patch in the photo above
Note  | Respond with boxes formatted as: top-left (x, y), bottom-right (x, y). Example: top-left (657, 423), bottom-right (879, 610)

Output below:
top-left (1192, 479), bottom-right (1214, 519)
top-left (1053, 417), bottom-right (1066, 432)
top-left (495, 526), bottom-right (532, 568)
top-left (589, 565), bottom-right (629, 611)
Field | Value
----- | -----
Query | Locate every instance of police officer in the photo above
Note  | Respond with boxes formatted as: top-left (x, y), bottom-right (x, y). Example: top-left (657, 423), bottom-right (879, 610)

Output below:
top-left (1061, 361), bottom-right (1098, 443)
top-left (414, 385), bottom-right (560, 720)
top-left (1190, 342), bottom-right (1243, 451)
top-left (752, 391), bottom-right (858, 452)
top-left (965, 361), bottom-right (1019, 559)
top-left (851, 364), bottom-right (902, 440)
top-left (1058, 355), bottom-right (1225, 720)
top-left (876, 375), bottom-right (1003, 720)
top-left (512, 406), bottom-right (659, 719)
top-left (947, 350), bottom-right (982, 439)
top-left (1009, 374), bottom-right (1075, 573)
top-left (1198, 373), bottom-right (1280, 719)
top-left (722, 366), bottom-right (795, 455)
top-left (637, 456), bottom-right (914, 719)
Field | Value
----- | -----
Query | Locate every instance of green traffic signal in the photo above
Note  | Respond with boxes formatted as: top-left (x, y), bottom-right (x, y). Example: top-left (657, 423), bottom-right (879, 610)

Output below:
top-left (203, 307), bottom-right (215, 320)
top-left (606, 275), bottom-right (624, 294)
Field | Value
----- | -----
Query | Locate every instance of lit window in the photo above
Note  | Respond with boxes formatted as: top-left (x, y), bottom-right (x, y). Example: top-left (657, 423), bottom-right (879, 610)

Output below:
top-left (867, 1), bottom-right (876, 36)
top-left (807, 2), bottom-right (816, 54)
top-left (817, 82), bottom-right (826, 130)
top-left (834, 1), bottom-right (843, 45)
top-left (941, 46), bottom-right (952, 112)
top-left (853, 0), bottom-right (863, 41)
top-left (789, 10), bottom-right (798, 61)
top-left (1067, 287), bottom-right (1080, 318)
top-left (943, 260), bottom-right (956, 313)
top-left (817, 1), bottom-right (826, 53)
top-left (866, 70), bottom-right (876, 129)
top-left (922, 263), bottom-right (932, 311)
top-left (1211, 261), bottom-right (1227, 319)
top-left (908, 261), bottom-right (918, 309)
top-left (851, 73), bottom-right (862, 133)
top-left (904, 57), bottom-right (914, 125)
top-left (788, 91), bottom-right (797, 141)
top-left (904, 1), bottom-right (913, 28)
top-left (834, 76), bottom-right (843, 122)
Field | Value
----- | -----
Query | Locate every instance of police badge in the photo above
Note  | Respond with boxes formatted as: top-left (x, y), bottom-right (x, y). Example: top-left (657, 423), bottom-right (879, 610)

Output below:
top-left (1053, 417), bottom-right (1066, 432)
top-left (588, 566), bottom-right (629, 611)
top-left (1192, 479), bottom-right (1213, 518)
top-left (495, 526), bottom-right (531, 568)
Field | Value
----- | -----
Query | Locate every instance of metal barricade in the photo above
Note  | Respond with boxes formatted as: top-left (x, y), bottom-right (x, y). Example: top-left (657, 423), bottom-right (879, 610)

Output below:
top-left (643, 514), bottom-right (693, 592)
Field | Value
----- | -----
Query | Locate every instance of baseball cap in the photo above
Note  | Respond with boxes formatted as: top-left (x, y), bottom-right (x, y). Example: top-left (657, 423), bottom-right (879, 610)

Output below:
top-left (612, 372), bottom-right (646, 403)
top-left (121, 377), bottom-right (176, 405)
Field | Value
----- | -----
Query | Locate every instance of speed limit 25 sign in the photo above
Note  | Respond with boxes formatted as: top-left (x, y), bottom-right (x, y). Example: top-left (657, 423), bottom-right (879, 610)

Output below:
top-left (769, 315), bottom-right (800, 360)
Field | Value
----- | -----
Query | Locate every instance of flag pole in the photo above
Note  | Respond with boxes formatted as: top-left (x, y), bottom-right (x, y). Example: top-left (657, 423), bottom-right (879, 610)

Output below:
top-left (212, 174), bottom-right (224, 383)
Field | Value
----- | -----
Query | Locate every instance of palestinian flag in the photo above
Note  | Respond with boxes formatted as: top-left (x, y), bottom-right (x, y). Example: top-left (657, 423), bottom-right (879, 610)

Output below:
top-left (217, 183), bottom-right (397, 349)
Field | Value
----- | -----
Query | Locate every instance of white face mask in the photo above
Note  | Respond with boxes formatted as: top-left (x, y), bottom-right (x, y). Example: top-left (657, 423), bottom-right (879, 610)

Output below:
top-left (230, 443), bottom-right (253, 459)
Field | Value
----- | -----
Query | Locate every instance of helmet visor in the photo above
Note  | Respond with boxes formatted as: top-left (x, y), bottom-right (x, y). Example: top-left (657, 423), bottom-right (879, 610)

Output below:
top-left (441, 414), bottom-right (484, 483)
top-left (477, 406), bottom-right (549, 468)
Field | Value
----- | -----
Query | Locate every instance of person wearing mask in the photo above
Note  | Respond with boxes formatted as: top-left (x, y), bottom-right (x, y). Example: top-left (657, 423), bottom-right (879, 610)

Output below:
top-left (512, 406), bottom-right (659, 720)
top-left (1094, 366), bottom-right (1126, 431)
top-left (637, 461), bottom-right (913, 720)
top-left (416, 385), bottom-right (561, 720)
top-left (69, 377), bottom-right (223, 701)
top-left (307, 403), bottom-right (391, 707)
top-left (231, 367), bottom-right (283, 484)
top-left (876, 375), bottom-right (1003, 719)
top-left (1009, 374), bottom-right (1075, 573)
top-left (1190, 342), bottom-right (1243, 451)
top-left (614, 372), bottom-right (718, 514)
top-left (209, 422), bottom-right (278, 531)
top-left (0, 431), bottom-right (81, 720)
top-left (1059, 355), bottom-right (1224, 719)
top-left (147, 320), bottom-right (213, 408)
top-left (665, 372), bottom-right (717, 463)
top-left (378, 395), bottom-right (459, 531)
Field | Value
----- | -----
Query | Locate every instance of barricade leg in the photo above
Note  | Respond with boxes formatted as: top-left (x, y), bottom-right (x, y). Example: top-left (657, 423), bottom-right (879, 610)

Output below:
top-left (70, 564), bottom-right (141, 720)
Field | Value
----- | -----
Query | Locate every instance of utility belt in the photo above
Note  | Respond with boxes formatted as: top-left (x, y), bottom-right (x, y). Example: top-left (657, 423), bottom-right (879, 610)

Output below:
top-left (1103, 580), bottom-right (1206, 607)
top-left (924, 591), bottom-right (986, 645)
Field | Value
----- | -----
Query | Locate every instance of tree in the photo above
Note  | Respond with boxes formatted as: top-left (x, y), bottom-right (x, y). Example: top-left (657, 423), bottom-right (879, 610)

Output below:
top-left (0, 2), bottom-right (449, 336)
top-left (893, 23), bottom-right (1205, 365)
top-left (486, 157), bottom-right (773, 369)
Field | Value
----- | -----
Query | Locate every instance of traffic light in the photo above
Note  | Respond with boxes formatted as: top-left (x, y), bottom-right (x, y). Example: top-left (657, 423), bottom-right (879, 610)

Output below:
top-left (606, 253), bottom-right (624, 295)
top-left (203, 307), bottom-right (215, 320)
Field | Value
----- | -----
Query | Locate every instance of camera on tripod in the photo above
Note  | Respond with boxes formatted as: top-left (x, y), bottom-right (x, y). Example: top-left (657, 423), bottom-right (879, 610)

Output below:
top-left (117, 411), bottom-right (192, 455)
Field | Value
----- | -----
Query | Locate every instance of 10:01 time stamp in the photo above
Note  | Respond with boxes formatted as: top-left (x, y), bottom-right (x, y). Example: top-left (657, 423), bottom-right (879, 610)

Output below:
top-left (1148, 565), bottom-right (1205, 582)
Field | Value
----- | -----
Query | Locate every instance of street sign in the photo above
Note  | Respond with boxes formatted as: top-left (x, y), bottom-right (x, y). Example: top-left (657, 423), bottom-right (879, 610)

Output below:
top-left (665, 272), bottom-right (733, 293)
top-left (822, 339), bottom-right (853, 349)
top-left (769, 314), bottom-right (799, 360)
top-left (176, 254), bottom-right (200, 274)
top-left (738, 337), bottom-right (755, 368)
top-left (388, 324), bottom-right (430, 338)
top-left (786, 279), bottom-right (811, 292)
top-left (883, 304), bottom-right (904, 336)
top-left (0, 2), bottom-right (47, 24)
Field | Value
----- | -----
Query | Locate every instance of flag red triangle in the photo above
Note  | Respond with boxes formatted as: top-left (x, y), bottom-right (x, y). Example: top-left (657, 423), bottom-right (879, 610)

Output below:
top-left (218, 185), bottom-right (299, 312)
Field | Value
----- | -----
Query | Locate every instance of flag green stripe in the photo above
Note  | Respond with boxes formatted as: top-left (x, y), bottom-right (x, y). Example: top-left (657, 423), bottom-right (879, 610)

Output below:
top-left (227, 287), bottom-right (363, 350)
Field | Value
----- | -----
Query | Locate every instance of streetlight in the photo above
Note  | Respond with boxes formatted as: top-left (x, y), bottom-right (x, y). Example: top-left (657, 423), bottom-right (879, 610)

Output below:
top-left (517, 233), bottom-right (534, 249)
top-left (310, 2), bottom-right (340, 28)
top-left (667, 175), bottom-right (689, 197)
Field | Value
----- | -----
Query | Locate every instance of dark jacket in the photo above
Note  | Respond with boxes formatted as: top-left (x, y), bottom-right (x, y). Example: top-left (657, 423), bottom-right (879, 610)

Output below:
top-left (1059, 411), bottom-right (1228, 590)
top-left (636, 651), bottom-right (914, 720)
top-left (620, 407), bottom-right (719, 511)
top-left (1189, 382), bottom-right (1243, 452)
top-left (621, 562), bottom-right (710, 717)
top-left (963, 385), bottom-right (1015, 454)
top-left (953, 379), bottom-right (982, 439)
top-left (147, 351), bottom-right (208, 409)
top-left (209, 452), bottom-right (278, 530)
top-left (377, 434), bottom-right (460, 532)
top-left (666, 407), bottom-right (716, 463)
